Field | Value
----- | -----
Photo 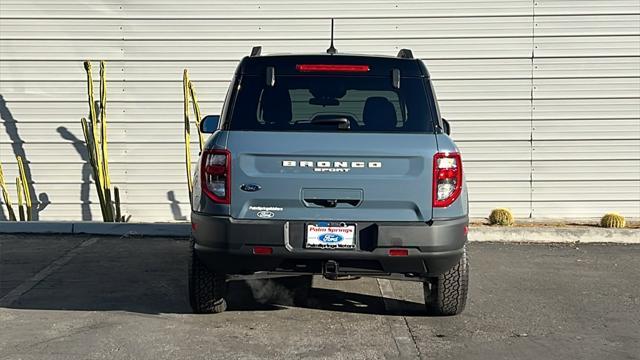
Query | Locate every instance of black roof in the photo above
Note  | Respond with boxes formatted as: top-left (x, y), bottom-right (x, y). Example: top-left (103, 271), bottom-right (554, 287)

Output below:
top-left (237, 52), bottom-right (429, 77)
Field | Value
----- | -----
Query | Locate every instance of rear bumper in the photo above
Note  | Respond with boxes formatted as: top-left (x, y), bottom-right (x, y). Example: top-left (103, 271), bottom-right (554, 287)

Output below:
top-left (191, 213), bottom-right (468, 277)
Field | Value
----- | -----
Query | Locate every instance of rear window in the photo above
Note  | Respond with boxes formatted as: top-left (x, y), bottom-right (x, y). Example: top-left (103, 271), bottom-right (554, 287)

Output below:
top-left (227, 75), bottom-right (435, 133)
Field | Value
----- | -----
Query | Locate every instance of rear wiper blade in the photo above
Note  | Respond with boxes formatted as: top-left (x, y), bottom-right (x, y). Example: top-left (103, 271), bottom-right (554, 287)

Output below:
top-left (310, 116), bottom-right (351, 130)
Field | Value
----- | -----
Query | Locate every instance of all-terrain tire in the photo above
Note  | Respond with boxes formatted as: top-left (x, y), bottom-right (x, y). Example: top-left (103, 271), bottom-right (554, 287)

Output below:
top-left (423, 246), bottom-right (469, 316)
top-left (188, 239), bottom-right (228, 314)
top-left (274, 275), bottom-right (313, 307)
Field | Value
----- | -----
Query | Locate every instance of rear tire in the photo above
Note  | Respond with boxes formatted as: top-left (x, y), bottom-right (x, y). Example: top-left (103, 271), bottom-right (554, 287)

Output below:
top-left (423, 246), bottom-right (469, 316)
top-left (188, 238), bottom-right (228, 314)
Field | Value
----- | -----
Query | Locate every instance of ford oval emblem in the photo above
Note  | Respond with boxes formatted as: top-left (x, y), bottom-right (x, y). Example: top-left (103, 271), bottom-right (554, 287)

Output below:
top-left (319, 233), bottom-right (344, 243)
top-left (256, 210), bottom-right (274, 219)
top-left (240, 183), bottom-right (262, 192)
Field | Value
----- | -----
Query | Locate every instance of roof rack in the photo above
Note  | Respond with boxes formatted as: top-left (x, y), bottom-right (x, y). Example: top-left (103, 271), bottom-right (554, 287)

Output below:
top-left (396, 49), bottom-right (414, 59)
top-left (250, 46), bottom-right (262, 57)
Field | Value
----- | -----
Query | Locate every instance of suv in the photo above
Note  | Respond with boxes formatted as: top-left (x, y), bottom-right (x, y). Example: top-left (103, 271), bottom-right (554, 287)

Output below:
top-left (189, 47), bottom-right (469, 316)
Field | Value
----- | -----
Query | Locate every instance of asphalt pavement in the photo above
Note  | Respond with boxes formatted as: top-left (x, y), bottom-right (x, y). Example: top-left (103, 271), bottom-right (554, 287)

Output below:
top-left (0, 234), bottom-right (638, 360)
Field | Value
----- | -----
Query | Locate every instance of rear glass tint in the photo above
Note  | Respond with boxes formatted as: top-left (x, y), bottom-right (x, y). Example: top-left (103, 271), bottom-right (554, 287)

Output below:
top-left (227, 75), bottom-right (435, 133)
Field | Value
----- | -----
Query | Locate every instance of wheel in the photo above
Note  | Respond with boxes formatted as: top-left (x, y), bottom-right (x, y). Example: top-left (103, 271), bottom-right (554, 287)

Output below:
top-left (274, 275), bottom-right (313, 307)
top-left (188, 238), bottom-right (228, 314)
top-left (423, 246), bottom-right (469, 316)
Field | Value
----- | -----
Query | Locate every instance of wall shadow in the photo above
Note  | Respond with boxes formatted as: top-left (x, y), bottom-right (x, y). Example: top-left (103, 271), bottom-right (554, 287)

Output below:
top-left (57, 126), bottom-right (92, 221)
top-left (0, 94), bottom-right (47, 220)
top-left (37, 192), bottom-right (50, 213)
top-left (167, 190), bottom-right (187, 221)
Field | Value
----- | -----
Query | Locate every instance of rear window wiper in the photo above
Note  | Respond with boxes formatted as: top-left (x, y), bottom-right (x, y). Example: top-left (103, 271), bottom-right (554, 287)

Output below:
top-left (310, 116), bottom-right (351, 130)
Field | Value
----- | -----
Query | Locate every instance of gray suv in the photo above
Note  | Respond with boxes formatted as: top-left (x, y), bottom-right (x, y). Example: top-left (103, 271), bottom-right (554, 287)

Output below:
top-left (189, 47), bottom-right (469, 316)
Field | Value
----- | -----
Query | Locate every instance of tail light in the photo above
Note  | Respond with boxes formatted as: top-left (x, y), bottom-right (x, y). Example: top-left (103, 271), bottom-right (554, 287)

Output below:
top-left (388, 249), bottom-right (409, 257)
top-left (296, 64), bottom-right (370, 72)
top-left (433, 152), bottom-right (462, 207)
top-left (201, 149), bottom-right (231, 204)
top-left (252, 246), bottom-right (273, 255)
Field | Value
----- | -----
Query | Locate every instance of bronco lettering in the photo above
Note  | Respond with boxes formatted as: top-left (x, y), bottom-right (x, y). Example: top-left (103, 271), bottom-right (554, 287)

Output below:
top-left (282, 160), bottom-right (382, 169)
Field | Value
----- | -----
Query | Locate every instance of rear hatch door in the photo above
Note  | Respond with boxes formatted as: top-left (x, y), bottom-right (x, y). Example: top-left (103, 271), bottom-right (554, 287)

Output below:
top-left (224, 60), bottom-right (438, 222)
top-left (228, 131), bottom-right (437, 222)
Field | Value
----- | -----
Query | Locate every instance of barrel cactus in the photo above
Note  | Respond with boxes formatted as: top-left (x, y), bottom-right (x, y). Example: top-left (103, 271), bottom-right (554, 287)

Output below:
top-left (489, 208), bottom-right (514, 226)
top-left (600, 213), bottom-right (626, 228)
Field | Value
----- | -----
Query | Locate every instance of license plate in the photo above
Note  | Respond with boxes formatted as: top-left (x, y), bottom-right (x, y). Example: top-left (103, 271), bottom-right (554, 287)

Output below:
top-left (306, 224), bottom-right (356, 249)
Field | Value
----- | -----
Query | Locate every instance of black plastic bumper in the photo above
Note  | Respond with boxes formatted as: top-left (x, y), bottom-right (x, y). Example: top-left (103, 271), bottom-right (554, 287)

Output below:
top-left (191, 213), bottom-right (468, 277)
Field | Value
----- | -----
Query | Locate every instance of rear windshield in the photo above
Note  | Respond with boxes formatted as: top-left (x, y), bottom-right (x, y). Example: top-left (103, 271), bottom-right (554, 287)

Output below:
top-left (227, 75), bottom-right (435, 133)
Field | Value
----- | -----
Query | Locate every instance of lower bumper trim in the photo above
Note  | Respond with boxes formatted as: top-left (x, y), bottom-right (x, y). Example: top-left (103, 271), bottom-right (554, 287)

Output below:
top-left (191, 213), bottom-right (468, 276)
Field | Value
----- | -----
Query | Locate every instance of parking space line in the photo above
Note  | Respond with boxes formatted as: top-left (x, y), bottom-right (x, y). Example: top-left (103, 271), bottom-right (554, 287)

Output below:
top-left (0, 237), bottom-right (98, 307)
top-left (376, 278), bottom-right (420, 359)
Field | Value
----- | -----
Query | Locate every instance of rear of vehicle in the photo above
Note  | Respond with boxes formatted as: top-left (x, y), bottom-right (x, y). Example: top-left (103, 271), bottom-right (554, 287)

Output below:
top-left (189, 52), bottom-right (469, 315)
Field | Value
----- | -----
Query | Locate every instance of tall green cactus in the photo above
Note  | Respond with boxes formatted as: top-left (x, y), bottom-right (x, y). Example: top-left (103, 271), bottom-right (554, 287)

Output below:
top-left (183, 69), bottom-right (205, 207)
top-left (82, 60), bottom-right (121, 222)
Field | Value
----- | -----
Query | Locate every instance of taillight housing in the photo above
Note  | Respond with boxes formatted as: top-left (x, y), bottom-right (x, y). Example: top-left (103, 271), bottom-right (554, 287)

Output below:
top-left (296, 64), bottom-right (370, 72)
top-left (201, 149), bottom-right (231, 204)
top-left (433, 152), bottom-right (463, 207)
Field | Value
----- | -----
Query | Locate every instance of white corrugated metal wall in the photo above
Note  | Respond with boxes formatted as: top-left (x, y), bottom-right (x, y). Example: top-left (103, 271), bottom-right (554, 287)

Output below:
top-left (0, 0), bottom-right (639, 222)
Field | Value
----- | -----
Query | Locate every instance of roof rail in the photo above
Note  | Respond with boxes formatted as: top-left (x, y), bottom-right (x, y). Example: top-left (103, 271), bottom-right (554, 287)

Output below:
top-left (250, 46), bottom-right (262, 57)
top-left (396, 49), bottom-right (414, 59)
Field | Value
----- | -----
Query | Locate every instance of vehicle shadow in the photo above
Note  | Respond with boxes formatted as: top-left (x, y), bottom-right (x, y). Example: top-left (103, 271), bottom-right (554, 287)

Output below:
top-left (3, 276), bottom-right (286, 315)
top-left (227, 278), bottom-right (425, 316)
top-left (5, 275), bottom-right (423, 316)
top-left (2, 237), bottom-right (422, 316)
top-left (305, 287), bottom-right (425, 316)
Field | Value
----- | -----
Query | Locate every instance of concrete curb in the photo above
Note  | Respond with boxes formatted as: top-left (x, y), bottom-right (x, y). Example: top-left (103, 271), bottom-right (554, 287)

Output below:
top-left (0, 222), bottom-right (190, 237)
top-left (0, 222), bottom-right (638, 243)
top-left (469, 226), bottom-right (639, 244)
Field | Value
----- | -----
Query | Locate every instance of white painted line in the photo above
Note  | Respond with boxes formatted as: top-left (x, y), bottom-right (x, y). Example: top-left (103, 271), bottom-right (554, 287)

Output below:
top-left (0, 237), bottom-right (98, 307)
top-left (377, 278), bottom-right (420, 359)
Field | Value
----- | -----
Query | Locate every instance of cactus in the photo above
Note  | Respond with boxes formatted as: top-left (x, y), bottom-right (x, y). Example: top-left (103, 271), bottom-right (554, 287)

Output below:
top-left (183, 69), bottom-right (194, 205)
top-left (182, 69), bottom-right (206, 207)
top-left (0, 161), bottom-right (17, 221)
top-left (99, 61), bottom-right (114, 219)
top-left (188, 79), bottom-right (204, 151)
top-left (600, 213), bottom-right (626, 228)
top-left (16, 177), bottom-right (25, 221)
top-left (82, 60), bottom-right (121, 222)
top-left (0, 159), bottom-right (31, 222)
top-left (114, 186), bottom-right (122, 222)
top-left (16, 156), bottom-right (32, 220)
top-left (489, 208), bottom-right (514, 226)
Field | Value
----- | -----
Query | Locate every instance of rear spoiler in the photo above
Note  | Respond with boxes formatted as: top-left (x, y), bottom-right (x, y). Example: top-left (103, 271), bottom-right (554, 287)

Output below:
top-left (248, 46), bottom-right (415, 60)
top-left (239, 47), bottom-right (427, 78)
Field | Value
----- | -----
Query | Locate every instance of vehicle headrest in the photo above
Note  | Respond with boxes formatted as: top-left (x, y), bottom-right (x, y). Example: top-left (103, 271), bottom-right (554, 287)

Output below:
top-left (363, 97), bottom-right (397, 130)
top-left (261, 87), bottom-right (292, 127)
